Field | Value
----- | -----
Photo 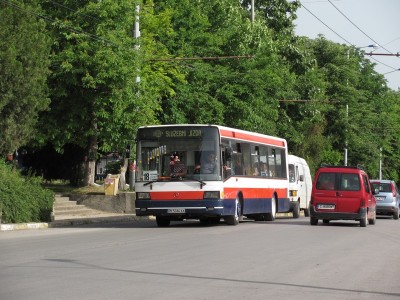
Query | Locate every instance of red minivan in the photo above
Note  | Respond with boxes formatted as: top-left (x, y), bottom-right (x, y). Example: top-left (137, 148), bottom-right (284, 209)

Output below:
top-left (310, 165), bottom-right (377, 227)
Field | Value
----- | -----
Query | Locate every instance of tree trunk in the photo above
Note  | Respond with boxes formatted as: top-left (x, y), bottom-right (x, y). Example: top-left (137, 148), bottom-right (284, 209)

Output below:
top-left (119, 158), bottom-right (128, 190)
top-left (83, 135), bottom-right (98, 186)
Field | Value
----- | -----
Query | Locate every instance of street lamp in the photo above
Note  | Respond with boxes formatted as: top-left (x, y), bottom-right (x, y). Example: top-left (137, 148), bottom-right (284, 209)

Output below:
top-left (344, 43), bottom-right (379, 166)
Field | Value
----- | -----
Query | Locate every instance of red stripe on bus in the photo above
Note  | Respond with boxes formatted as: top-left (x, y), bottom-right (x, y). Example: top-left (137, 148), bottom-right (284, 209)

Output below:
top-left (219, 129), bottom-right (285, 147)
top-left (150, 191), bottom-right (204, 200)
top-left (224, 187), bottom-right (288, 199)
top-left (149, 188), bottom-right (288, 201)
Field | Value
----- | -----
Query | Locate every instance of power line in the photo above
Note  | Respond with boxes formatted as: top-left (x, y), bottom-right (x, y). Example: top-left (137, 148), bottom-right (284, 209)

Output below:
top-left (327, 0), bottom-right (398, 58)
top-left (300, 3), bottom-right (353, 46)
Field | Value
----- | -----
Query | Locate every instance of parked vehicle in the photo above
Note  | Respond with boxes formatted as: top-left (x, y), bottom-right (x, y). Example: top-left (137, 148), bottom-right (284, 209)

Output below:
top-left (370, 179), bottom-right (400, 220)
top-left (288, 155), bottom-right (312, 217)
top-left (310, 165), bottom-right (377, 227)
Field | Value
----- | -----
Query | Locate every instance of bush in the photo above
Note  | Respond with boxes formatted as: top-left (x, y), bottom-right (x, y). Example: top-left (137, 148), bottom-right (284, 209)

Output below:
top-left (0, 161), bottom-right (54, 223)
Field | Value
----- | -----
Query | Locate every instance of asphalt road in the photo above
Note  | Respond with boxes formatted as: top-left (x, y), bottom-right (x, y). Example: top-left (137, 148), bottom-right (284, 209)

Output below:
top-left (1, 216), bottom-right (400, 300)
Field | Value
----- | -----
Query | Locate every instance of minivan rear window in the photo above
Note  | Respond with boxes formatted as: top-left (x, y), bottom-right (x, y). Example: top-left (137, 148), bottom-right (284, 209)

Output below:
top-left (339, 173), bottom-right (360, 191)
top-left (316, 172), bottom-right (361, 191)
top-left (316, 173), bottom-right (336, 190)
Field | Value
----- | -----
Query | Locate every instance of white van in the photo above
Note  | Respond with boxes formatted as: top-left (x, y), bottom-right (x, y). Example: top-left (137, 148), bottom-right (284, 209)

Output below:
top-left (288, 155), bottom-right (312, 217)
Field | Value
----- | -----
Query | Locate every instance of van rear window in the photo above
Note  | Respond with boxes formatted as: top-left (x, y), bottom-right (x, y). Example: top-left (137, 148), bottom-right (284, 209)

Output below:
top-left (316, 173), bottom-right (336, 190)
top-left (339, 174), bottom-right (360, 191)
top-left (316, 172), bottom-right (361, 191)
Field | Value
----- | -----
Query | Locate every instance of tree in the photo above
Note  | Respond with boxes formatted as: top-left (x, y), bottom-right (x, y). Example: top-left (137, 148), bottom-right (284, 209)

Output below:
top-left (0, 0), bottom-right (51, 156)
top-left (39, 0), bottom-right (166, 185)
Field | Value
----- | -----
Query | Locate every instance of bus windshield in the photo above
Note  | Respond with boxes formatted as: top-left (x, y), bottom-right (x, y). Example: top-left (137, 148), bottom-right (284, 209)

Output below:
top-left (136, 126), bottom-right (221, 182)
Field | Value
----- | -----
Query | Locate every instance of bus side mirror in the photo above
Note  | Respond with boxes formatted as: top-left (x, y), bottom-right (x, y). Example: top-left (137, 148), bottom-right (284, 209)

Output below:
top-left (299, 175), bottom-right (304, 182)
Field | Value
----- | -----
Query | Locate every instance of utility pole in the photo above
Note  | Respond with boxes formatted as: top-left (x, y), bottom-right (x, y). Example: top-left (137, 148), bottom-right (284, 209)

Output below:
top-left (251, 0), bottom-right (255, 22)
top-left (129, 4), bottom-right (140, 190)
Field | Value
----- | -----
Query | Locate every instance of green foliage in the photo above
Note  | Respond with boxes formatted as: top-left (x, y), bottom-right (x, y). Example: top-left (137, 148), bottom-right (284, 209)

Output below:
top-left (0, 0), bottom-right (51, 155)
top-left (0, 161), bottom-right (54, 223)
top-left (2, 0), bottom-right (400, 187)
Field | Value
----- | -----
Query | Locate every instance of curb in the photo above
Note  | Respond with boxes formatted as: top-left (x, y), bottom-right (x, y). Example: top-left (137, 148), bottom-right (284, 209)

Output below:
top-left (1, 215), bottom-right (151, 231)
top-left (1, 222), bottom-right (49, 231)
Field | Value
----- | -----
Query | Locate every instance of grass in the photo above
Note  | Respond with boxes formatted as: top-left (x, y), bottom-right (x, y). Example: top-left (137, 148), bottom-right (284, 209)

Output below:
top-left (43, 181), bottom-right (105, 196)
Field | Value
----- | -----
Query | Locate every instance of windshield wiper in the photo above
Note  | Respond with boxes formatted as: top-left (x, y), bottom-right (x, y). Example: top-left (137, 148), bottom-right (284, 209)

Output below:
top-left (143, 177), bottom-right (206, 189)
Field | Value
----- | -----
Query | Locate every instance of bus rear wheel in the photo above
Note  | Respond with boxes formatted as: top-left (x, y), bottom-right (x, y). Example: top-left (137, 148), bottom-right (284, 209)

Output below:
top-left (156, 216), bottom-right (170, 227)
top-left (265, 197), bottom-right (276, 221)
top-left (225, 197), bottom-right (241, 225)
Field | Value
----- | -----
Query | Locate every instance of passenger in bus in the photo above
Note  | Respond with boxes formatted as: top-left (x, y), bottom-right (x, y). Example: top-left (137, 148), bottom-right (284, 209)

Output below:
top-left (259, 162), bottom-right (269, 177)
top-left (202, 153), bottom-right (216, 174)
top-left (193, 165), bottom-right (201, 174)
top-left (170, 155), bottom-right (186, 178)
top-left (234, 160), bottom-right (243, 175)
top-left (252, 163), bottom-right (260, 176)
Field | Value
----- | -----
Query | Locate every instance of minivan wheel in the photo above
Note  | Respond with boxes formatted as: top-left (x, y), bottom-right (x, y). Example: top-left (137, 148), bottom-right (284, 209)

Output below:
top-left (292, 202), bottom-right (300, 219)
top-left (310, 217), bottom-right (318, 225)
top-left (360, 211), bottom-right (368, 227)
top-left (304, 207), bottom-right (310, 217)
top-left (393, 208), bottom-right (399, 220)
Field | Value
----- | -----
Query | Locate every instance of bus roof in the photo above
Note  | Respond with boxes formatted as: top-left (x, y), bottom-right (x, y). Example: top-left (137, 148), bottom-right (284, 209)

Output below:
top-left (138, 124), bottom-right (287, 148)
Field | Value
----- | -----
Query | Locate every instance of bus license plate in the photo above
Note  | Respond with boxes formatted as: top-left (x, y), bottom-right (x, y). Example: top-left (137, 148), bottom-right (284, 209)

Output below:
top-left (317, 204), bottom-right (335, 210)
top-left (167, 208), bottom-right (185, 213)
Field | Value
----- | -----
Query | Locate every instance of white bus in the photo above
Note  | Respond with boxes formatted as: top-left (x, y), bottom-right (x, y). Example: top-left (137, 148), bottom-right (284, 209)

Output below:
top-left (135, 124), bottom-right (291, 226)
top-left (288, 155), bottom-right (312, 217)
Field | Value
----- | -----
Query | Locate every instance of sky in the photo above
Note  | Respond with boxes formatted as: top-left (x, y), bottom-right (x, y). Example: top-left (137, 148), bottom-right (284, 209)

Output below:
top-left (294, 0), bottom-right (400, 91)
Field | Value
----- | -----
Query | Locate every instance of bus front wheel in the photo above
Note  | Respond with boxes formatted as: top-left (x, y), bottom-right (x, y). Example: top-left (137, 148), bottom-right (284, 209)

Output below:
top-left (156, 216), bottom-right (170, 227)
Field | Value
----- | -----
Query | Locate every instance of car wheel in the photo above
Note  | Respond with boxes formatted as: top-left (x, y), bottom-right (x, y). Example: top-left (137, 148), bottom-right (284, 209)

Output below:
top-left (360, 211), bottom-right (368, 227)
top-left (368, 210), bottom-right (376, 225)
top-left (310, 217), bottom-right (318, 225)
top-left (292, 202), bottom-right (300, 219)
top-left (393, 208), bottom-right (399, 220)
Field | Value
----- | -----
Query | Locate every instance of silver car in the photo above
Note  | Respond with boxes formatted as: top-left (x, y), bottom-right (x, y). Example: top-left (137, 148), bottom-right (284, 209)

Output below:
top-left (370, 179), bottom-right (400, 220)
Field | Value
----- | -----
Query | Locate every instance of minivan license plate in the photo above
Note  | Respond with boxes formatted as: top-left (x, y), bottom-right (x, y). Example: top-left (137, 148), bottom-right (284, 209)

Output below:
top-left (167, 208), bottom-right (185, 213)
top-left (375, 196), bottom-right (384, 201)
top-left (317, 204), bottom-right (335, 210)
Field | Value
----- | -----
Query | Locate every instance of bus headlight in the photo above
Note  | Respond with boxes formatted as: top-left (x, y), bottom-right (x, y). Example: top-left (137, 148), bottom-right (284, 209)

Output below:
top-left (137, 192), bottom-right (151, 200)
top-left (290, 190), bottom-right (297, 197)
top-left (204, 191), bottom-right (220, 199)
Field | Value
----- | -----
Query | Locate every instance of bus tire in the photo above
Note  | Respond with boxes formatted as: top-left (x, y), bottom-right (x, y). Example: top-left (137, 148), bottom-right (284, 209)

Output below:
top-left (225, 197), bottom-right (241, 225)
top-left (265, 197), bottom-right (277, 221)
top-left (292, 202), bottom-right (300, 219)
top-left (156, 216), bottom-right (170, 227)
